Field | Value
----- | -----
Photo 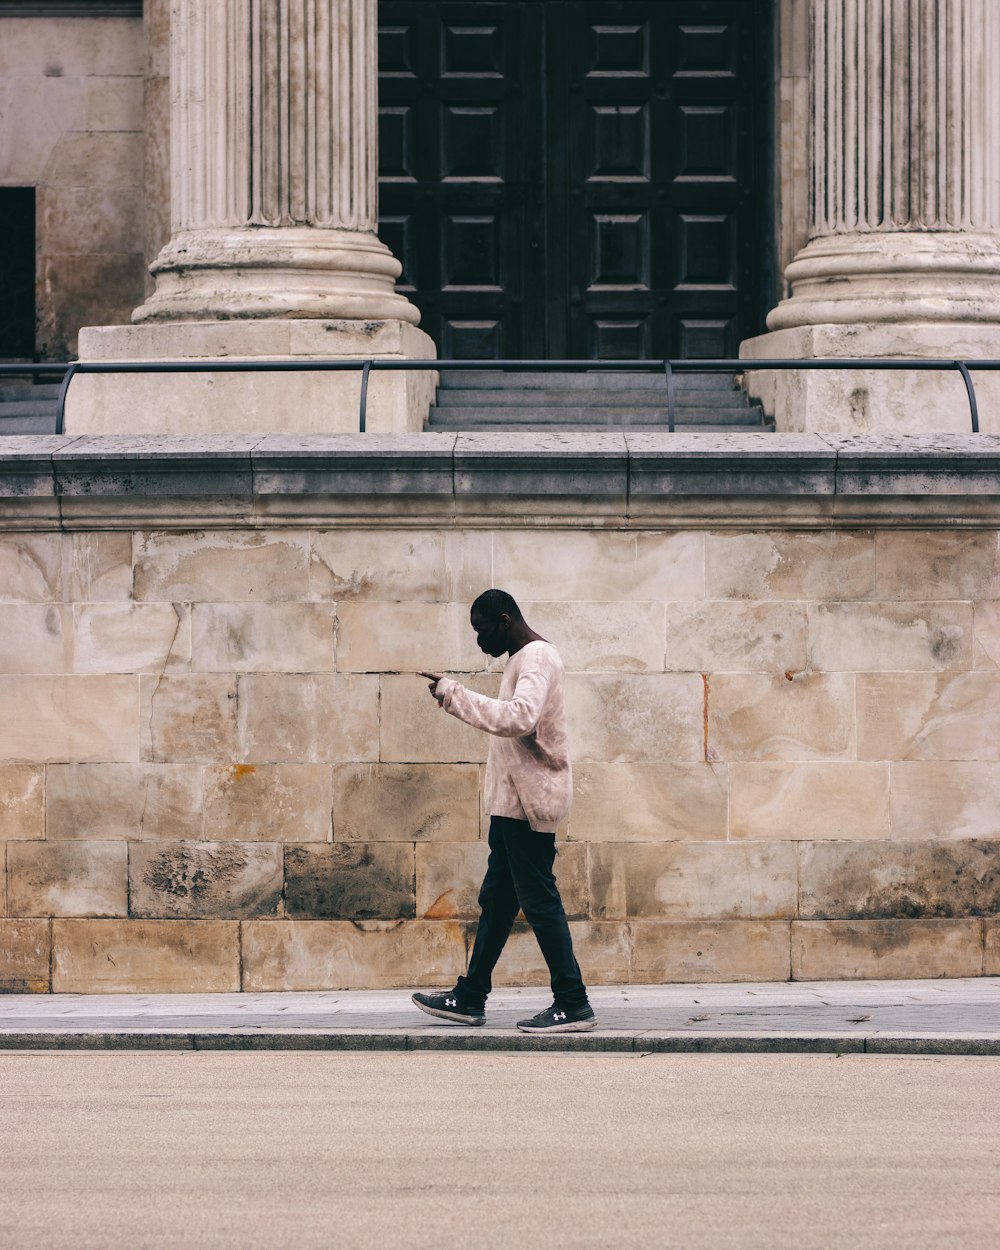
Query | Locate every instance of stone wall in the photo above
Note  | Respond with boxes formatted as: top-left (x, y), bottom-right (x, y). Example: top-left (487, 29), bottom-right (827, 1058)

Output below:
top-left (1, 432), bottom-right (1000, 992)
top-left (0, 16), bottom-right (145, 358)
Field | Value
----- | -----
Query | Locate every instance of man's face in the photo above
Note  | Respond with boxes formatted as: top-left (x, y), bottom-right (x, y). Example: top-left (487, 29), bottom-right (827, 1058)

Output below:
top-left (471, 609), bottom-right (510, 657)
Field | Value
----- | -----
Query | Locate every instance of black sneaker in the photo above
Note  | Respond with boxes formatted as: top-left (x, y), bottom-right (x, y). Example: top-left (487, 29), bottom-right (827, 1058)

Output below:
top-left (412, 989), bottom-right (486, 1026)
top-left (516, 1003), bottom-right (597, 1033)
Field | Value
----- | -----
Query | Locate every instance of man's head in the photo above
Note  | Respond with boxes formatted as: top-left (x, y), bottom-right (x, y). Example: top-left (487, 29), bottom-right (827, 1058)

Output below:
top-left (470, 588), bottom-right (524, 657)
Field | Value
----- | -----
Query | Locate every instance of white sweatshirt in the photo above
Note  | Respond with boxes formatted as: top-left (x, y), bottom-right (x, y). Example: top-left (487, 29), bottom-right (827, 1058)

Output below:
top-left (435, 640), bottom-right (572, 833)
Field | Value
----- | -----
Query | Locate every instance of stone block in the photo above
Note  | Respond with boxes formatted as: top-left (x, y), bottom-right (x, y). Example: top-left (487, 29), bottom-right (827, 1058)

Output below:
top-left (46, 763), bottom-right (204, 841)
top-left (489, 920), bottom-right (630, 987)
top-left (809, 603), bottom-right (974, 672)
top-left (731, 763), bottom-right (890, 840)
top-left (336, 602), bottom-right (484, 673)
top-left (707, 672), bottom-right (856, 761)
top-left (492, 531), bottom-right (705, 603)
top-left (0, 767), bottom-right (44, 840)
top-left (589, 842), bottom-right (797, 921)
top-left (39, 183), bottom-right (143, 255)
top-left (203, 764), bottom-right (332, 841)
top-left (236, 674), bottom-right (379, 763)
top-left (53, 919), bottom-right (240, 992)
top-left (974, 601), bottom-right (1000, 668)
top-left (521, 602), bottom-right (665, 673)
top-left (0, 606), bottom-right (71, 673)
top-left (705, 532), bottom-right (875, 601)
top-left (563, 674), bottom-right (704, 762)
top-left (309, 530), bottom-right (491, 604)
top-left (84, 74), bottom-right (144, 132)
top-left (39, 254), bottom-right (145, 360)
top-left (0, 676), bottom-right (139, 763)
top-left (62, 533), bottom-right (133, 602)
top-left (191, 603), bottom-right (335, 673)
top-left (7, 841), bottom-right (127, 917)
top-left (857, 672), bottom-right (1000, 760)
top-left (44, 130), bottom-right (143, 189)
top-left (141, 675), bottom-right (239, 763)
top-left (333, 763), bottom-right (481, 841)
top-left (791, 919), bottom-right (984, 980)
top-left (284, 843), bottom-right (415, 920)
top-left (985, 919), bottom-right (1000, 974)
top-left (241, 919), bottom-right (469, 990)
top-left (134, 530), bottom-right (312, 602)
top-left (890, 762), bottom-right (1000, 840)
top-left (379, 674), bottom-right (498, 763)
top-left (0, 919), bottom-right (50, 992)
top-left (875, 532), bottom-right (1000, 600)
top-left (73, 603), bottom-right (191, 674)
top-left (0, 535), bottom-right (61, 602)
top-left (567, 762), bottom-right (728, 842)
top-left (0, 438), bottom-right (62, 526)
top-left (630, 920), bottom-right (791, 982)
top-left (663, 602), bottom-right (808, 672)
top-left (129, 841), bottom-right (283, 919)
top-left (797, 840), bottom-right (1000, 920)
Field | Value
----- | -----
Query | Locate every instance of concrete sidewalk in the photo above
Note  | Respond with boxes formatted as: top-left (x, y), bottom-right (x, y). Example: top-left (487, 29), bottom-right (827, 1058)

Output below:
top-left (1, 979), bottom-right (999, 1053)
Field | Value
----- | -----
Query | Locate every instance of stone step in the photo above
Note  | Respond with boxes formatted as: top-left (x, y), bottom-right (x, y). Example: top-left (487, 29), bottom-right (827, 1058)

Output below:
top-left (0, 384), bottom-right (62, 404)
top-left (0, 412), bottom-right (59, 435)
top-left (438, 370), bottom-right (741, 392)
top-left (435, 387), bottom-right (746, 408)
top-left (427, 405), bottom-right (766, 429)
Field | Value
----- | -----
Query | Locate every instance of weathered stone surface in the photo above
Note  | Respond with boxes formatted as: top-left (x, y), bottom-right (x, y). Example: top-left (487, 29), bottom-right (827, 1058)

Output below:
top-left (488, 920), bottom-right (630, 987)
top-left (493, 531), bottom-right (705, 603)
top-left (0, 919), bottom-right (50, 992)
top-left (7, 841), bottom-right (127, 917)
top-left (284, 843), bottom-right (415, 920)
top-left (129, 841), bottom-right (283, 918)
top-left (62, 532), bottom-right (133, 602)
top-left (589, 843), bottom-right (797, 921)
top-left (0, 677), bottom-right (139, 763)
top-left (791, 919), bottom-right (984, 979)
top-left (73, 603), bottom-right (190, 674)
top-left (236, 674), bottom-right (379, 763)
top-left (564, 674), bottom-right (704, 762)
top-left (798, 840), bottom-right (1000, 920)
top-left (985, 919), bottom-right (1000, 975)
top-left (857, 672), bottom-right (1000, 760)
top-left (521, 602), bottom-right (665, 673)
top-left (890, 762), bottom-right (1000, 840)
top-left (379, 674), bottom-right (497, 763)
top-left (310, 530), bottom-right (491, 603)
top-left (191, 603), bottom-right (335, 673)
top-left (0, 606), bottom-right (71, 673)
top-left (0, 535), bottom-right (61, 602)
top-left (731, 763), bottom-right (890, 840)
top-left (708, 672), bottom-right (856, 761)
top-left (0, 767), bottom-right (44, 840)
top-left (203, 764), bottom-right (332, 842)
top-left (630, 920), bottom-right (791, 982)
top-left (141, 675), bottom-right (239, 762)
top-left (705, 532), bottom-right (876, 601)
top-left (53, 919), bottom-right (240, 992)
top-left (663, 603), bottom-right (808, 672)
top-left (46, 763), bottom-right (203, 841)
top-left (973, 600), bottom-right (1000, 668)
top-left (241, 919), bottom-right (468, 990)
top-left (567, 762), bottom-right (728, 842)
top-left (134, 531), bottom-right (312, 602)
top-left (809, 603), bottom-right (973, 672)
top-left (333, 763), bottom-right (480, 841)
top-left (337, 602), bottom-right (484, 673)
top-left (875, 532), bottom-right (1000, 600)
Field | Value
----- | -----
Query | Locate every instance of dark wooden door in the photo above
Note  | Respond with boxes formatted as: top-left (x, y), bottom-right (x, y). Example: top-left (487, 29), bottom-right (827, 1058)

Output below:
top-left (378, 0), bottom-right (768, 359)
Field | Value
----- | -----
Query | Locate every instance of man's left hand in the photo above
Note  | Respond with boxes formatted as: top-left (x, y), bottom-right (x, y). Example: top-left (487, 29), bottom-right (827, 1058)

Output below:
top-left (420, 672), bottom-right (444, 704)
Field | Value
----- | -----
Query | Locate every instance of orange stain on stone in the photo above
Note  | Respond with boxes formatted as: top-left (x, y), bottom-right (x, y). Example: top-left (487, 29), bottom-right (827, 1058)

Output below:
top-left (232, 764), bottom-right (257, 779)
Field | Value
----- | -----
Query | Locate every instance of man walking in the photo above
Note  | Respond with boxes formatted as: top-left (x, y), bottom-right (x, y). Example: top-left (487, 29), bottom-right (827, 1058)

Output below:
top-left (412, 589), bottom-right (596, 1033)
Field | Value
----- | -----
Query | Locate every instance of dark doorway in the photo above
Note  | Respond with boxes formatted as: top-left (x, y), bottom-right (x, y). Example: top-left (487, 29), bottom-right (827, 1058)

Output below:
top-left (0, 188), bottom-right (36, 360)
top-left (378, 0), bottom-right (770, 359)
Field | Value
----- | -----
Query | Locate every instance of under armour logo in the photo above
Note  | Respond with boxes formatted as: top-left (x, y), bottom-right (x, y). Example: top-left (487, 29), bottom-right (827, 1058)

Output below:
top-left (446, 998), bottom-right (457, 1007)
top-left (554, 1012), bottom-right (566, 1021)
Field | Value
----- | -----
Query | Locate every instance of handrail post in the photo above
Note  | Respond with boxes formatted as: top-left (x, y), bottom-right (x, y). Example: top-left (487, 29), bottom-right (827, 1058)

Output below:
top-left (956, 361), bottom-right (980, 433)
top-left (359, 360), bottom-right (373, 433)
top-left (54, 362), bottom-right (81, 436)
top-left (663, 359), bottom-right (676, 433)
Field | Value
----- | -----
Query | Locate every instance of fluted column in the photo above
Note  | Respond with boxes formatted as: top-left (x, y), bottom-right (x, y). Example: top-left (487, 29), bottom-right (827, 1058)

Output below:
top-left (768, 0), bottom-right (1000, 329)
top-left (133, 0), bottom-right (417, 324)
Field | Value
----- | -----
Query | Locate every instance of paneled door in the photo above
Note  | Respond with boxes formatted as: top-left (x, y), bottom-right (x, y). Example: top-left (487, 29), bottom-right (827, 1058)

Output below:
top-left (378, 0), bottom-right (768, 359)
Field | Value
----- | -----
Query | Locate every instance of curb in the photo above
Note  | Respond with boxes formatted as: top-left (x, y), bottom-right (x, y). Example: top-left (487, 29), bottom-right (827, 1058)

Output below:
top-left (2, 1031), bottom-right (999, 1055)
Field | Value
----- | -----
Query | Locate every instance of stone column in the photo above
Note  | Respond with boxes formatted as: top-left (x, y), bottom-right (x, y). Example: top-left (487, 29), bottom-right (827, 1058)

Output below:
top-left (69, 0), bottom-right (435, 435)
top-left (742, 0), bottom-right (1000, 433)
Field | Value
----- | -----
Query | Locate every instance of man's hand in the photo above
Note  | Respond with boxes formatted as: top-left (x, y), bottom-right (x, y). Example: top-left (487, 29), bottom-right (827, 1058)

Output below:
top-left (420, 672), bottom-right (444, 705)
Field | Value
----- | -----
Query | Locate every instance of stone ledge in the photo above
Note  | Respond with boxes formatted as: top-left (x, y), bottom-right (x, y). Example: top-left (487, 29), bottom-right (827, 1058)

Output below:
top-left (2, 432), bottom-right (1000, 529)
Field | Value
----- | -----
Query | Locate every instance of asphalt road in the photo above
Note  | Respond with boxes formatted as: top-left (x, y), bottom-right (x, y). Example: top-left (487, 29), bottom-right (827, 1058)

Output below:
top-left (2, 1052), bottom-right (998, 1250)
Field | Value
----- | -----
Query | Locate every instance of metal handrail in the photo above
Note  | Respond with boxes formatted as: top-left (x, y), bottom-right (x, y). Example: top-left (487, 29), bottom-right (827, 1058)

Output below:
top-left (3, 356), bottom-right (998, 436)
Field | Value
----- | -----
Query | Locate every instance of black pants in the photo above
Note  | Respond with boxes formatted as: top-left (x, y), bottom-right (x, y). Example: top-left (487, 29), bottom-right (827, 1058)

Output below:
top-left (456, 815), bottom-right (589, 1012)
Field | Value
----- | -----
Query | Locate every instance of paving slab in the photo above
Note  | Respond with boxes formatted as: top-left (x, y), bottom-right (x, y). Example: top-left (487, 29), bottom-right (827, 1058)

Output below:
top-left (1, 979), bottom-right (998, 1053)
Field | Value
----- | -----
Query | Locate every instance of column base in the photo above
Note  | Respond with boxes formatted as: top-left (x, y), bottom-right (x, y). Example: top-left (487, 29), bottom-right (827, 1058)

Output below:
top-left (740, 323), bottom-right (1000, 434)
top-left (66, 320), bottom-right (438, 435)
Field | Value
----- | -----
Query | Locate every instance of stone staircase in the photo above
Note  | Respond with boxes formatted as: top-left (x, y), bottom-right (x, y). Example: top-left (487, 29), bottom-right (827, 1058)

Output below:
top-left (0, 381), bottom-right (62, 435)
top-left (425, 369), bottom-right (769, 432)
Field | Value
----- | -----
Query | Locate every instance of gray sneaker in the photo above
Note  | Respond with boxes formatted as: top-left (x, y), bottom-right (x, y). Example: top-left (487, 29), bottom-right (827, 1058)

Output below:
top-left (516, 1003), bottom-right (597, 1033)
top-left (412, 989), bottom-right (486, 1026)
